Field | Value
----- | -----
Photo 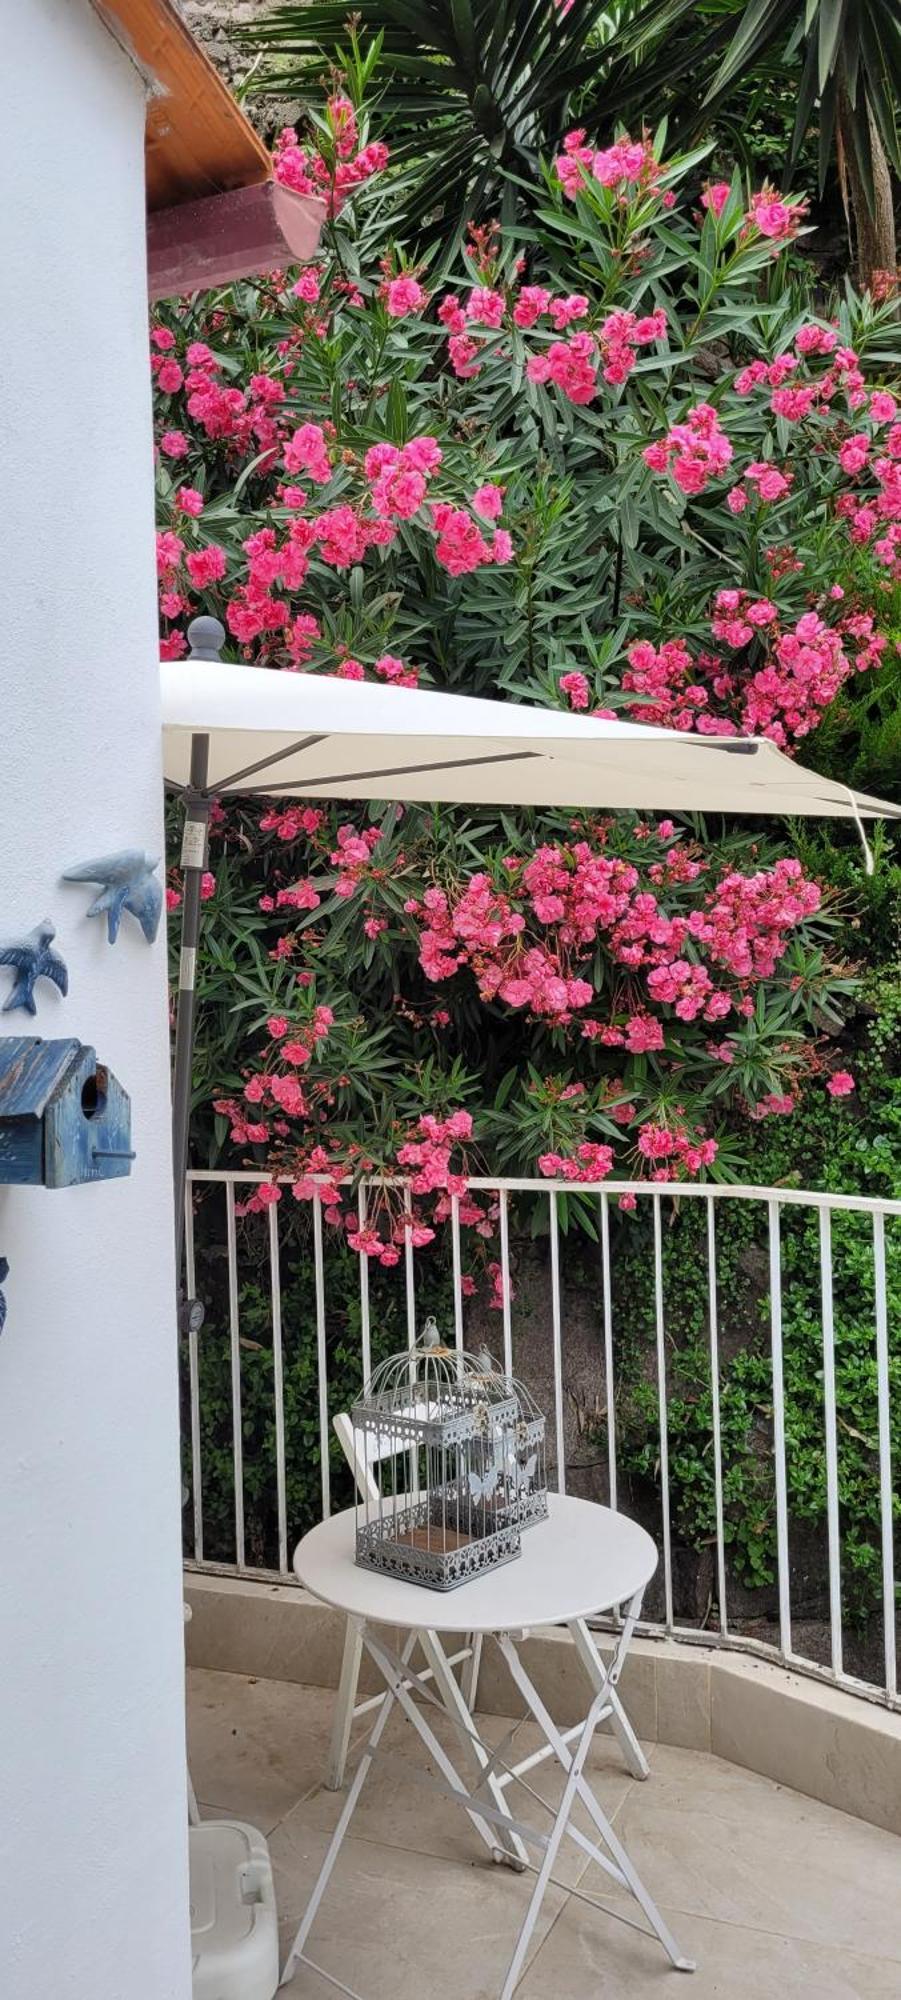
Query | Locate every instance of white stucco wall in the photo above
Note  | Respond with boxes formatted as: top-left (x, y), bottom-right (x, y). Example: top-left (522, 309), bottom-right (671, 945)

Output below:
top-left (0, 5), bottom-right (191, 1996)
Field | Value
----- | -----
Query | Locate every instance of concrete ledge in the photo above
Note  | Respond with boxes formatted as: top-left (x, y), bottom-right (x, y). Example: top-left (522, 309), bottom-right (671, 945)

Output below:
top-left (184, 1572), bottom-right (901, 1838)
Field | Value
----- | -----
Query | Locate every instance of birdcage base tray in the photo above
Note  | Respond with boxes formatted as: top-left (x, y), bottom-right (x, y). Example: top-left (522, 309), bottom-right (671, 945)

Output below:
top-left (355, 1533), bottom-right (522, 1592)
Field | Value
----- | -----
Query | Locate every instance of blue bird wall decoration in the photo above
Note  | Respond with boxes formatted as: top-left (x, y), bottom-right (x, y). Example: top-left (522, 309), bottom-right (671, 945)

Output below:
top-left (63, 850), bottom-right (163, 945)
top-left (0, 921), bottom-right (69, 1014)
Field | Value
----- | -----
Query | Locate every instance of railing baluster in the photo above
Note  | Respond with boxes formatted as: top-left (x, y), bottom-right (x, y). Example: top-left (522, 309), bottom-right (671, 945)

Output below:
top-left (873, 1211), bottom-right (896, 1703)
top-left (225, 1181), bottom-right (245, 1568)
top-left (706, 1197), bottom-right (727, 1637)
top-left (451, 1193), bottom-right (464, 1355)
top-left (358, 1184), bottom-right (371, 1387)
top-left (548, 1190), bottom-right (566, 1493)
top-left (312, 1192), bottom-right (330, 1520)
top-left (499, 1185), bottom-right (513, 1378)
top-left (768, 1199), bottom-right (792, 1658)
top-left (184, 1182), bottom-right (203, 1564)
top-left (599, 1192), bottom-right (617, 1512)
top-left (268, 1200), bottom-right (288, 1578)
top-left (819, 1208), bottom-right (843, 1678)
top-left (652, 1195), bottom-right (673, 1631)
top-left (403, 1183), bottom-right (417, 1354)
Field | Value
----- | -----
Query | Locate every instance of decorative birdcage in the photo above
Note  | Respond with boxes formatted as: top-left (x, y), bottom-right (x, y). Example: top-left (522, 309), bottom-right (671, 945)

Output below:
top-left (351, 1320), bottom-right (547, 1591)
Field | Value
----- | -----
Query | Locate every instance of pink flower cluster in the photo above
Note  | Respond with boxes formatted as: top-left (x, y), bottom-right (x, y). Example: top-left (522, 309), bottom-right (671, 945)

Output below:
top-left (538, 1142), bottom-right (615, 1180)
top-left (213, 1003), bottom-right (335, 1146)
top-left (272, 98), bottom-right (388, 215)
top-left (835, 418), bottom-right (901, 579)
top-left (635, 1124), bottom-right (719, 1177)
top-left (746, 187), bottom-right (807, 242)
top-left (554, 130), bottom-right (663, 201)
top-left (739, 610), bottom-right (851, 745)
top-left (643, 403), bottom-right (733, 494)
top-left (396, 1110), bottom-right (473, 1196)
top-left (365, 435), bottom-right (442, 518)
top-left (401, 834), bottom-right (823, 1053)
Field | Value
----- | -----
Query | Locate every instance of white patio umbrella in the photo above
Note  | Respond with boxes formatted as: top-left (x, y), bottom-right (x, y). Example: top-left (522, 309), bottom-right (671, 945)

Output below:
top-left (162, 618), bottom-right (899, 1293)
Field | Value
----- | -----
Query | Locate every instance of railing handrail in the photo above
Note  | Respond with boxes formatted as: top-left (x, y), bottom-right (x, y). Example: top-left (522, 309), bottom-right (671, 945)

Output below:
top-left (186, 1166), bottom-right (901, 1218)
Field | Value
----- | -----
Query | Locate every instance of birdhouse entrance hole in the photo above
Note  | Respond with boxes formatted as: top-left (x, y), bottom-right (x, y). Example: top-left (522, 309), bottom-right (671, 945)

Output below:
top-left (81, 1068), bottom-right (108, 1119)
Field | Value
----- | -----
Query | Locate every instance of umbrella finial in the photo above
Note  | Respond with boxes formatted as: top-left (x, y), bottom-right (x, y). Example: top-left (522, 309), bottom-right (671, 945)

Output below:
top-left (187, 616), bottom-right (226, 661)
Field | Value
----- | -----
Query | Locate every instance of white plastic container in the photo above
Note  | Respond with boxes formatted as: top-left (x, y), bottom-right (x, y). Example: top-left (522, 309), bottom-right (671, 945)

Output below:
top-left (190, 1819), bottom-right (279, 2000)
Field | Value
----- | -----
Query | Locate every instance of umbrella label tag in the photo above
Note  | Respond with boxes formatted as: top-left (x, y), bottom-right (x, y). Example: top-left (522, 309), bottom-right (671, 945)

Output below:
top-left (181, 820), bottom-right (207, 870)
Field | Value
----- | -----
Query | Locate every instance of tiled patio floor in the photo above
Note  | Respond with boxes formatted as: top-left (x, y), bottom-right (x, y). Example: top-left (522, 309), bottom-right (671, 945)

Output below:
top-left (188, 1666), bottom-right (901, 1999)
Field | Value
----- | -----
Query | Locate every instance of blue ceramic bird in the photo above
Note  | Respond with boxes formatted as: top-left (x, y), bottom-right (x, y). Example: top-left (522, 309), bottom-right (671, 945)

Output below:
top-left (63, 849), bottom-right (163, 944)
top-left (0, 920), bottom-right (69, 1013)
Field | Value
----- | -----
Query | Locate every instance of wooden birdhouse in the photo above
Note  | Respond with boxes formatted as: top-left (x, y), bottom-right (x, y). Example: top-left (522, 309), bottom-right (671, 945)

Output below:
top-left (0, 1038), bottom-right (134, 1187)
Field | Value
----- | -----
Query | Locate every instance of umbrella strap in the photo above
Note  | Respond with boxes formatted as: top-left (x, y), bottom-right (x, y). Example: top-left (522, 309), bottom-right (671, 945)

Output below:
top-left (839, 784), bottom-right (875, 876)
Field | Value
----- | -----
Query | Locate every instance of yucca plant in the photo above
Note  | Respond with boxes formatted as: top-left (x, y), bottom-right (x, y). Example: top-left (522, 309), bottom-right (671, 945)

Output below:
top-left (602, 0), bottom-right (901, 287)
top-left (243, 0), bottom-right (899, 284)
top-left (239, 0), bottom-right (640, 253)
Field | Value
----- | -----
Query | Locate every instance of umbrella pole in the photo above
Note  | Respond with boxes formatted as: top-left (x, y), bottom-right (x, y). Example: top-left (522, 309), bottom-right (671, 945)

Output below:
top-left (170, 615), bottom-right (225, 1291)
top-left (172, 730), bottom-right (210, 1279)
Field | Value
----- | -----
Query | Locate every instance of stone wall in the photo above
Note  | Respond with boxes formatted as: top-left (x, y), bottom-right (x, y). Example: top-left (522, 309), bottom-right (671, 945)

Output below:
top-left (175, 1), bottom-right (301, 135)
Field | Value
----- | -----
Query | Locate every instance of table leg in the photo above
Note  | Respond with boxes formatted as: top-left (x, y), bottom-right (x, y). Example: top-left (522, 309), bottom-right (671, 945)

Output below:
top-left (363, 1628), bottom-right (517, 1867)
top-left (497, 1691), bottom-right (598, 2000)
top-left (460, 1630), bottom-right (483, 1711)
top-left (419, 1628), bottom-right (529, 1869)
top-left (327, 1613), bottom-right (365, 1790)
top-left (567, 1595), bottom-right (651, 1781)
top-left (497, 1632), bottom-right (694, 1982)
top-left (280, 1626), bottom-right (415, 1988)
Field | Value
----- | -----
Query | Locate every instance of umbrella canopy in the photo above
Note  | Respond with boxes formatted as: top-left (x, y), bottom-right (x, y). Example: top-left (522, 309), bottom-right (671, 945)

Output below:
top-left (162, 656), bottom-right (900, 820)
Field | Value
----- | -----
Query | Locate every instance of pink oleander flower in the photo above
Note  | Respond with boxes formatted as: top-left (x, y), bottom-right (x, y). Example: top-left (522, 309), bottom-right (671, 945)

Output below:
top-left (513, 286), bottom-right (551, 328)
top-left (448, 332), bottom-right (481, 378)
top-left (643, 403), bottom-right (733, 495)
top-left (292, 268), bottom-right (321, 302)
top-left (465, 287), bottom-right (506, 329)
top-left (284, 422), bottom-right (332, 483)
top-left (384, 275), bottom-right (428, 319)
top-left (827, 1070), bottom-right (855, 1097)
top-left (176, 487), bottom-right (204, 516)
top-left (747, 188), bottom-right (807, 240)
top-left (560, 671), bottom-right (590, 711)
top-left (186, 544), bottom-right (227, 588)
top-left (160, 429), bottom-right (189, 458)
top-left (471, 483), bottom-right (504, 520)
top-left (701, 181), bottom-right (731, 216)
top-left (157, 358), bottom-right (183, 394)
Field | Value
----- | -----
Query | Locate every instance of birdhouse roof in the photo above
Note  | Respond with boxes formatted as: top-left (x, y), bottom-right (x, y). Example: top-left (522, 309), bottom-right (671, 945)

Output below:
top-left (0, 1039), bottom-right (84, 1118)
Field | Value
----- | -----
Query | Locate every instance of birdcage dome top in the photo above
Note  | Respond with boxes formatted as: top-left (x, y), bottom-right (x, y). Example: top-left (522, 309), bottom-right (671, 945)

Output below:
top-left (356, 1320), bottom-right (514, 1418)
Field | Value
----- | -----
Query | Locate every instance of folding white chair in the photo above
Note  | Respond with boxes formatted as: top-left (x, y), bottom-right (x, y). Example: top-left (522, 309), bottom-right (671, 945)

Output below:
top-left (326, 1410), bottom-right (483, 1789)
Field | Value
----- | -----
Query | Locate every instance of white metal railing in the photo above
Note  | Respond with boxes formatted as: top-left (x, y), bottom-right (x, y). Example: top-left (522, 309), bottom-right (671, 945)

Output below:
top-left (183, 1171), bottom-right (900, 1712)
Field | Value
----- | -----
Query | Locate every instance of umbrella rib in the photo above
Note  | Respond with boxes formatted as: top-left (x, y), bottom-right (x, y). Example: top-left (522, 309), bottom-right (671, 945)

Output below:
top-left (213, 733), bottom-right (328, 792)
top-left (219, 749), bottom-right (542, 794)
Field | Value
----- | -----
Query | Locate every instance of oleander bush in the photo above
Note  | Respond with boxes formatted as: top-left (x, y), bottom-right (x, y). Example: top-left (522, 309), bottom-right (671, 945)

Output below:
top-left (158, 64), bottom-right (901, 1630)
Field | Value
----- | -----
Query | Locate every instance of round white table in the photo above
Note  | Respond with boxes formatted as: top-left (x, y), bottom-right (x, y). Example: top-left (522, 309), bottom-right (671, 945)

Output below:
top-left (282, 1495), bottom-right (694, 1995)
top-left (296, 1491), bottom-right (657, 1632)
